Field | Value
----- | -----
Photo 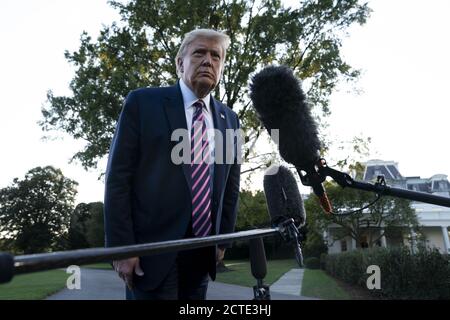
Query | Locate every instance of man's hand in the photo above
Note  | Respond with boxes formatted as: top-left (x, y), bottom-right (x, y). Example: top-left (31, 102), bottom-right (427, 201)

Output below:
top-left (112, 257), bottom-right (144, 290)
top-left (216, 248), bottom-right (225, 265)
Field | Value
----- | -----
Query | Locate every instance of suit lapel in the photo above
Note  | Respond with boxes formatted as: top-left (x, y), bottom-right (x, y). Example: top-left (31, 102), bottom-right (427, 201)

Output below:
top-left (163, 83), bottom-right (192, 197)
top-left (210, 98), bottom-right (227, 208)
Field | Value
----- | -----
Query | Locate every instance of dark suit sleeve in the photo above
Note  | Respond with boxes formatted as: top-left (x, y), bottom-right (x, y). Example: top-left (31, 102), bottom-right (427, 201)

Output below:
top-left (103, 91), bottom-right (140, 247)
top-left (219, 113), bottom-right (241, 249)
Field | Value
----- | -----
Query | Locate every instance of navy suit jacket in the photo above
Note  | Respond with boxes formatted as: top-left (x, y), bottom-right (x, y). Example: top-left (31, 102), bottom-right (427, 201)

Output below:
top-left (104, 82), bottom-right (241, 290)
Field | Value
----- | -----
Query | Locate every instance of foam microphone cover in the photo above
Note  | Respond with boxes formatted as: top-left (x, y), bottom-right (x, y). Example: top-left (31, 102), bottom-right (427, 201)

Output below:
top-left (249, 237), bottom-right (267, 279)
top-left (263, 165), bottom-right (306, 227)
top-left (0, 253), bottom-right (14, 284)
top-left (250, 65), bottom-right (322, 169)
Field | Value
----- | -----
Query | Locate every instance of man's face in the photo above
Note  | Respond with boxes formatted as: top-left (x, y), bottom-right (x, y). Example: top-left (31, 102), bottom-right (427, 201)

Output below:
top-left (178, 37), bottom-right (224, 98)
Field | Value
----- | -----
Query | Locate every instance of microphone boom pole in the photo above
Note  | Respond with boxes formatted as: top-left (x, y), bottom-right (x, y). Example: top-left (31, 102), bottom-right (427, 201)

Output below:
top-left (2, 227), bottom-right (308, 284)
top-left (314, 159), bottom-right (450, 208)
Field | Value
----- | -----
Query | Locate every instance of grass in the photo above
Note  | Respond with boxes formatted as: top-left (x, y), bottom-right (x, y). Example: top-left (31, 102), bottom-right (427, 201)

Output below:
top-left (84, 260), bottom-right (297, 288)
top-left (0, 263), bottom-right (112, 300)
top-left (0, 269), bottom-right (68, 300)
top-left (217, 260), bottom-right (353, 299)
top-left (0, 261), bottom-right (356, 300)
top-left (301, 269), bottom-right (351, 300)
top-left (216, 259), bottom-right (297, 287)
top-left (81, 263), bottom-right (113, 270)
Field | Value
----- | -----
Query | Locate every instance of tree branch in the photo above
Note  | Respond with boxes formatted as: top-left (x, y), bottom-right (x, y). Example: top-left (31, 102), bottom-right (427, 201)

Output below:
top-left (241, 164), bottom-right (265, 175)
top-left (246, 152), bottom-right (276, 161)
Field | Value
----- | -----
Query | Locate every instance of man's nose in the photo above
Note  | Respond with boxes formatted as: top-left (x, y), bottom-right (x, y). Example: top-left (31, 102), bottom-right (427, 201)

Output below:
top-left (202, 53), bottom-right (213, 66)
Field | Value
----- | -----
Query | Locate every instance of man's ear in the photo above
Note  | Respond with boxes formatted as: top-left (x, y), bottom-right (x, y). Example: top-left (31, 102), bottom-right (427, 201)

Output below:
top-left (177, 57), bottom-right (184, 73)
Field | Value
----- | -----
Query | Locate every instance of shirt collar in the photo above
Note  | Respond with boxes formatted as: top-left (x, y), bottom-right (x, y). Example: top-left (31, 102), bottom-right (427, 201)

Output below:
top-left (179, 78), bottom-right (211, 113)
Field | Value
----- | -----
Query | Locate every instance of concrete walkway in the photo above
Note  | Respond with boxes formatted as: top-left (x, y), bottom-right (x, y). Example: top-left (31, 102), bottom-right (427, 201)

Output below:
top-left (46, 268), bottom-right (123, 300)
top-left (47, 268), bottom-right (312, 300)
top-left (270, 268), bottom-right (304, 296)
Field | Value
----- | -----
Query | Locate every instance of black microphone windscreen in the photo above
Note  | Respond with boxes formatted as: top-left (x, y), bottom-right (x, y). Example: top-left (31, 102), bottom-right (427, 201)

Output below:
top-left (250, 65), bottom-right (321, 169)
top-left (0, 253), bottom-right (14, 284)
top-left (249, 237), bottom-right (267, 279)
top-left (263, 165), bottom-right (306, 227)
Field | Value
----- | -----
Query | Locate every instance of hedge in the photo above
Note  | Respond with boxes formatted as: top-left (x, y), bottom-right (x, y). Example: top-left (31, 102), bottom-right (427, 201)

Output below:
top-left (321, 246), bottom-right (450, 299)
top-left (304, 257), bottom-right (321, 269)
top-left (225, 238), bottom-right (294, 260)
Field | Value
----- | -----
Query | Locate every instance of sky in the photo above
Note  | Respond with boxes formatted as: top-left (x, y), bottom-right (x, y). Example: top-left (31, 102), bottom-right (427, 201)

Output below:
top-left (325, 0), bottom-right (450, 179)
top-left (0, 0), bottom-right (449, 204)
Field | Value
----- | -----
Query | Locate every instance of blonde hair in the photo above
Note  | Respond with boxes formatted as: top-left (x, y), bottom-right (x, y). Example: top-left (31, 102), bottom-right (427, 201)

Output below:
top-left (175, 29), bottom-right (231, 77)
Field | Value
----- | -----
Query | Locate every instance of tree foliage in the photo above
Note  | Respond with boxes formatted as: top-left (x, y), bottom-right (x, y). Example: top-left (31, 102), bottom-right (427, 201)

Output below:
top-left (0, 166), bottom-right (78, 254)
top-left (301, 224), bottom-right (328, 258)
top-left (40, 0), bottom-right (371, 170)
top-left (236, 189), bottom-right (269, 230)
top-left (68, 201), bottom-right (105, 249)
top-left (304, 181), bottom-right (420, 249)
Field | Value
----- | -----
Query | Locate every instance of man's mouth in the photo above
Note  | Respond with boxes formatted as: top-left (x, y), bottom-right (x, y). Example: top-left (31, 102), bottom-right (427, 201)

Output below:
top-left (198, 71), bottom-right (214, 78)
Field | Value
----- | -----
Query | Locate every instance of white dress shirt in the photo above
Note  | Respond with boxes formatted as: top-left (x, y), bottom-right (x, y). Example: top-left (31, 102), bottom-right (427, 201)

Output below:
top-left (179, 79), bottom-right (216, 164)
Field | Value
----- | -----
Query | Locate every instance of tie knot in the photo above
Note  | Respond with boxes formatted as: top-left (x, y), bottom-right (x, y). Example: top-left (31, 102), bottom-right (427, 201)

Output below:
top-left (193, 100), bottom-right (205, 110)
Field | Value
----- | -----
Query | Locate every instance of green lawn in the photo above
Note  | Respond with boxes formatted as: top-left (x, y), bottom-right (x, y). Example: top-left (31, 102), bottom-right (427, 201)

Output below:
top-left (0, 269), bottom-right (68, 300)
top-left (301, 269), bottom-right (350, 300)
top-left (0, 261), bottom-right (350, 300)
top-left (216, 259), bottom-right (297, 287)
top-left (82, 263), bottom-right (113, 270)
top-left (0, 263), bottom-right (111, 300)
top-left (84, 260), bottom-right (297, 289)
top-left (217, 260), bottom-right (351, 300)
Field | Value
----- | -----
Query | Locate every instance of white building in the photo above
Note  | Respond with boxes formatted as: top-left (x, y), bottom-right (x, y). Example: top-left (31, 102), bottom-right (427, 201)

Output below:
top-left (325, 159), bottom-right (450, 254)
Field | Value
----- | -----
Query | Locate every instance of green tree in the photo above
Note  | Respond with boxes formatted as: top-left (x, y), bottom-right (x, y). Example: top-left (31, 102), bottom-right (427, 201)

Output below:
top-left (67, 203), bottom-right (91, 249)
top-left (305, 181), bottom-right (420, 249)
top-left (85, 202), bottom-right (105, 248)
top-left (40, 0), bottom-right (371, 171)
top-left (68, 201), bottom-right (105, 249)
top-left (301, 224), bottom-right (328, 258)
top-left (0, 166), bottom-right (78, 254)
top-left (236, 189), bottom-right (269, 230)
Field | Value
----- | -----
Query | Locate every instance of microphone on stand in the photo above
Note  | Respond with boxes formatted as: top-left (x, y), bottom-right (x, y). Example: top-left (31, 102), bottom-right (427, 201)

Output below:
top-left (250, 65), bottom-right (332, 214)
top-left (249, 237), bottom-right (270, 300)
top-left (250, 65), bottom-right (450, 212)
top-left (263, 165), bottom-right (306, 267)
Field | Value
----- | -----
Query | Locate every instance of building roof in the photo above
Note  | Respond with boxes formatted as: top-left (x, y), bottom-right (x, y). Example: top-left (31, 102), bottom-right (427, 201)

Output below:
top-left (363, 159), bottom-right (450, 197)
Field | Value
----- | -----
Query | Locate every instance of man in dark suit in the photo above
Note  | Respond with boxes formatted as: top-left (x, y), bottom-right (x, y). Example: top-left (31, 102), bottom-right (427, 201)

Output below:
top-left (104, 29), bottom-right (241, 300)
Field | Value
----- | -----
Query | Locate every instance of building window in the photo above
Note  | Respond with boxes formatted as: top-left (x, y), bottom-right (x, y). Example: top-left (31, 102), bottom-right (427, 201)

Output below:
top-left (360, 236), bottom-right (369, 249)
top-left (341, 240), bottom-right (347, 252)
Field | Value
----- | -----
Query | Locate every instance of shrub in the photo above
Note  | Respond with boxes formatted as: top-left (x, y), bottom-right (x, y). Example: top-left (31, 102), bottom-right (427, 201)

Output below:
top-left (226, 238), bottom-right (294, 260)
top-left (304, 257), bottom-right (320, 269)
top-left (322, 246), bottom-right (450, 299)
top-left (319, 253), bottom-right (327, 270)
